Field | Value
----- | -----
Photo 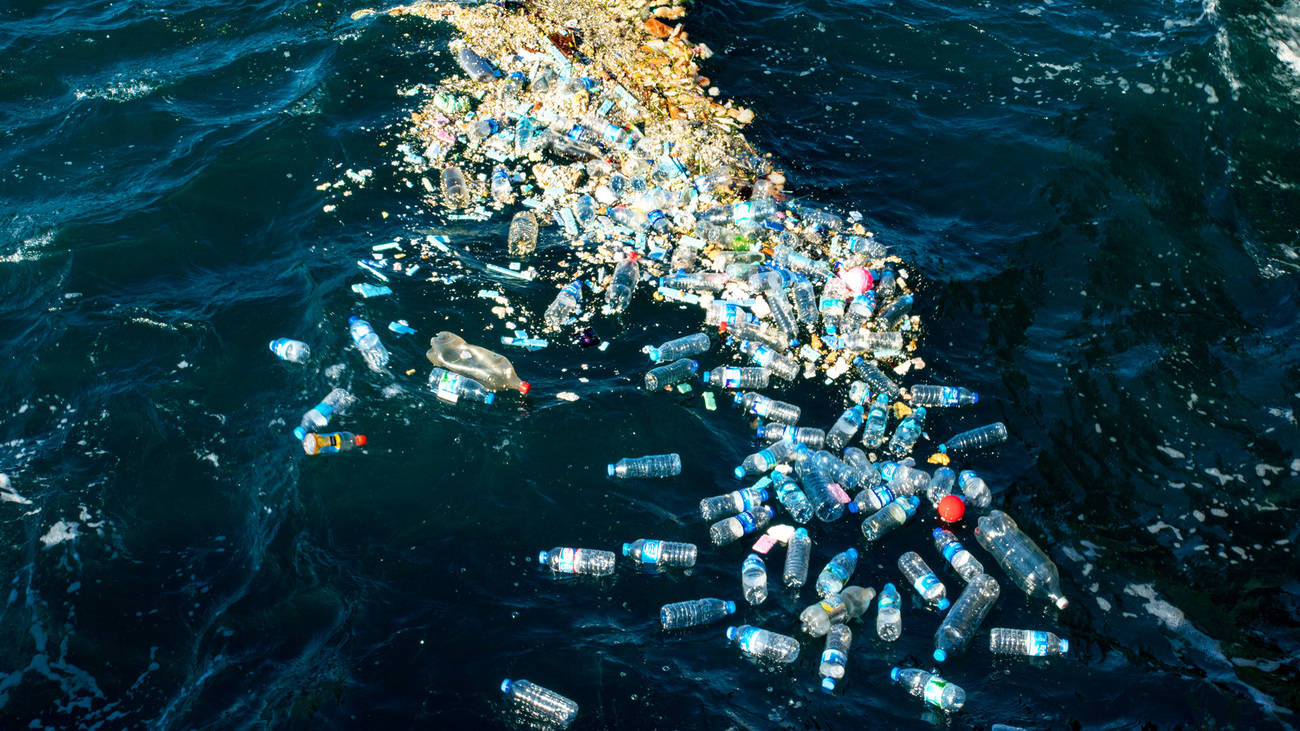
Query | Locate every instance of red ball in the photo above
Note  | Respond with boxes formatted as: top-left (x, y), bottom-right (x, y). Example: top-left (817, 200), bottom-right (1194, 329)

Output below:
top-left (937, 495), bottom-right (966, 523)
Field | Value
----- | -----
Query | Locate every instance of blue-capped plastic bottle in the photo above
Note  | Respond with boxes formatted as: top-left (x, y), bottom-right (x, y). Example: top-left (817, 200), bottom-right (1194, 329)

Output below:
top-left (758, 291), bottom-right (800, 343)
top-left (891, 667), bottom-right (965, 712)
top-left (737, 392), bottom-right (801, 425)
top-left (644, 358), bottom-right (699, 391)
top-left (861, 496), bottom-right (919, 543)
top-left (758, 424), bottom-right (824, 449)
top-left (349, 316), bottom-right (389, 372)
top-left (883, 459), bottom-right (930, 496)
top-left (500, 679), bottom-right (578, 729)
top-left (772, 472), bottom-right (814, 523)
top-left (269, 338), bottom-right (310, 363)
top-left (898, 551), bottom-right (950, 610)
top-left (957, 469), bottom-right (993, 510)
top-left (663, 270), bottom-right (727, 294)
top-left (909, 385), bottom-right (979, 407)
top-left (538, 547), bottom-right (616, 576)
top-left (933, 528), bottom-right (984, 582)
top-left (815, 548), bottom-right (859, 599)
top-left (784, 527), bottom-right (811, 587)
top-left (726, 625), bottom-right (799, 663)
top-left (878, 294), bottom-right (914, 331)
top-left (876, 268), bottom-right (897, 301)
top-left (933, 573), bottom-right (1000, 662)
top-left (989, 628), bottom-right (1070, 657)
top-left (861, 393), bottom-right (891, 448)
top-left (887, 406), bottom-right (926, 456)
top-left (719, 318), bottom-right (789, 353)
top-left (545, 281), bottom-right (584, 328)
top-left (703, 366), bottom-right (770, 390)
top-left (853, 358), bottom-right (901, 398)
top-left (938, 422), bottom-right (1008, 454)
top-left (491, 164), bottom-right (512, 202)
top-left (925, 467), bottom-right (957, 507)
top-left (294, 388), bottom-right (356, 440)
top-left (853, 482), bottom-right (896, 515)
top-left (661, 598), bottom-right (736, 629)
top-left (507, 211), bottom-right (538, 256)
top-left (699, 486), bottom-right (769, 521)
top-left (842, 447), bottom-right (882, 490)
top-left (736, 439), bottom-right (799, 478)
top-left (810, 450), bottom-right (860, 492)
top-left (819, 624), bottom-right (852, 693)
top-left (841, 291), bottom-right (877, 334)
top-left (739, 340), bottom-right (799, 381)
top-left (709, 506), bottom-right (775, 546)
top-left (647, 333), bottom-right (712, 363)
top-left (819, 277), bottom-right (849, 334)
top-left (825, 405), bottom-right (865, 453)
top-left (877, 583), bottom-right (902, 641)
top-left (441, 164), bottom-right (468, 205)
top-left (795, 457), bottom-right (850, 522)
top-left (774, 243), bottom-right (833, 281)
top-left (623, 539), bottom-right (697, 569)
top-left (605, 252), bottom-right (641, 314)
top-left (742, 553), bottom-right (768, 605)
top-left (428, 367), bottom-right (496, 405)
top-left (609, 454), bottom-right (681, 478)
top-left (573, 194), bottom-right (598, 230)
top-left (705, 301), bottom-right (759, 329)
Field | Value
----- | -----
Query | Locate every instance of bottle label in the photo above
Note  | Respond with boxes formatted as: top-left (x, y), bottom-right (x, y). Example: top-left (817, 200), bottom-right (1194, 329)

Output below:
top-left (1026, 631), bottom-right (1050, 656)
top-left (819, 297), bottom-right (845, 314)
top-left (551, 548), bottom-right (577, 573)
top-left (879, 592), bottom-right (898, 609)
top-left (878, 462), bottom-right (896, 482)
top-left (913, 574), bottom-right (940, 597)
top-left (314, 402), bottom-right (335, 421)
top-left (940, 542), bottom-right (964, 562)
top-left (736, 512), bottom-right (758, 534)
top-left (719, 368), bottom-right (743, 389)
top-left (640, 540), bottom-right (662, 564)
top-left (435, 372), bottom-right (463, 403)
top-left (922, 678), bottom-right (948, 707)
top-left (938, 387), bottom-right (960, 407)
top-left (752, 397), bottom-right (773, 417)
top-left (871, 485), bottom-right (894, 509)
top-left (819, 596), bottom-right (845, 615)
top-left (820, 649), bottom-right (847, 665)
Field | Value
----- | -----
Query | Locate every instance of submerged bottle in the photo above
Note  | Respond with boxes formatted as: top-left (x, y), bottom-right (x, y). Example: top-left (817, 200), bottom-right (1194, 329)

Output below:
top-left (544, 281), bottom-right (584, 328)
top-left (975, 510), bottom-right (1069, 610)
top-left (709, 506), bottom-right (775, 546)
top-left (773, 472), bottom-right (814, 523)
top-left (507, 211), bottom-right (539, 256)
top-left (938, 422), bottom-right (1008, 454)
top-left (957, 470), bottom-right (993, 510)
top-left (490, 164), bottom-right (512, 202)
top-left (759, 424), bottom-right (823, 449)
top-left (815, 548), bottom-right (859, 599)
top-left (933, 573), bottom-right (1000, 661)
top-left (844, 330), bottom-right (904, 353)
top-left (302, 431), bottom-right (367, 455)
top-left (890, 668), bottom-right (965, 712)
top-left (441, 164), bottom-right (468, 205)
top-left (426, 331), bottom-right (531, 394)
top-left (644, 358), bottom-right (699, 391)
top-left (269, 338), bottom-right (310, 363)
top-left (661, 598), bottom-right (736, 630)
top-left (825, 405), bottom-right (865, 453)
top-left (853, 358), bottom-right (901, 398)
top-left (877, 583), bottom-right (902, 641)
top-left (608, 454), bottom-right (681, 478)
top-left (605, 253), bottom-right (640, 314)
top-left (801, 586), bottom-right (876, 637)
top-left (862, 393), bottom-right (892, 448)
top-left (623, 539), bottom-right (697, 569)
top-left (819, 625), bottom-right (853, 692)
top-left (898, 551), bottom-right (950, 610)
top-left (647, 333), bottom-right (711, 363)
top-left (500, 679), bottom-right (578, 729)
top-left (790, 273), bottom-right (819, 327)
top-left (738, 393), bottom-right (801, 425)
top-left (293, 388), bottom-right (356, 440)
top-left (428, 367), bottom-right (496, 405)
top-left (861, 496), bottom-right (920, 543)
top-left (909, 385), bottom-right (979, 407)
top-left (456, 45), bottom-right (498, 82)
top-left (933, 528), bottom-right (985, 582)
top-left (742, 554), bottom-right (768, 605)
top-left (784, 527), bottom-right (812, 587)
top-left (726, 625), bottom-right (800, 663)
top-left (820, 277), bottom-right (849, 334)
top-left (989, 628), bottom-right (1070, 656)
top-left (699, 486), bottom-right (769, 521)
top-left (702, 366), bottom-right (770, 390)
top-left (740, 341), bottom-right (800, 381)
top-left (887, 406), bottom-right (926, 457)
top-left (877, 294), bottom-right (914, 331)
top-left (796, 459), bottom-right (850, 522)
top-left (538, 547), bottom-right (616, 577)
top-left (349, 316), bottom-right (390, 372)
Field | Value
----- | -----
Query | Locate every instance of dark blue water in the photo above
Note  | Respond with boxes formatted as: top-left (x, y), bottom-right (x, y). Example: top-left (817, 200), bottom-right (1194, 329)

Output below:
top-left (1, 0), bottom-right (1297, 728)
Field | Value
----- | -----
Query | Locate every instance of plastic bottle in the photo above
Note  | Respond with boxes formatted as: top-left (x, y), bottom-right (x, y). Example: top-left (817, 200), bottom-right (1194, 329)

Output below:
top-left (623, 539), bottom-right (697, 570)
top-left (739, 341), bottom-right (799, 381)
top-left (456, 45), bottom-right (497, 81)
top-left (887, 406), bottom-right (926, 457)
top-left (840, 292), bottom-right (877, 336)
top-left (737, 393), bottom-right (801, 425)
top-left (811, 450), bottom-right (860, 492)
top-left (815, 548), bottom-right (859, 599)
top-left (294, 388), bottom-right (355, 440)
top-left (774, 244), bottom-right (833, 281)
top-left (699, 486), bottom-right (769, 521)
top-left (848, 380), bottom-right (869, 408)
top-left (884, 459), bottom-right (930, 496)
top-left (853, 358), bottom-right (901, 398)
top-left (819, 625), bottom-right (852, 692)
top-left (825, 405), bottom-right (865, 453)
top-left (909, 385), bottom-right (979, 407)
top-left (573, 194), bottom-right (598, 230)
top-left (878, 294), bottom-right (914, 331)
top-left (933, 573), bottom-right (1000, 661)
top-left (507, 211), bottom-right (538, 256)
top-left (647, 333), bottom-right (711, 363)
top-left (663, 271), bottom-right (727, 294)
top-left (544, 281), bottom-right (584, 328)
top-left (933, 528), bottom-right (985, 582)
top-left (784, 527), bottom-right (811, 587)
top-left (861, 496), bottom-right (919, 543)
top-left (538, 547), bottom-right (616, 577)
top-left (853, 482), bottom-right (896, 515)
top-left (702, 366), bottom-right (770, 390)
top-left (877, 583), bottom-right (902, 641)
top-left (773, 472), bottom-right (813, 523)
top-left (898, 551), bottom-right (950, 610)
top-left (876, 268), bottom-right (897, 301)
top-left (644, 358), bottom-right (699, 391)
top-left (938, 422), bottom-right (1008, 454)
top-left (989, 628), bottom-right (1070, 656)
top-left (736, 438), bottom-right (799, 478)
top-left (975, 510), bottom-right (1069, 610)
top-left (348, 316), bottom-right (389, 372)
top-left (661, 598), bottom-right (736, 630)
top-left (441, 164), bottom-right (468, 205)
top-left (726, 625), bottom-right (799, 663)
top-left (605, 253), bottom-right (640, 314)
top-left (302, 432), bottom-right (366, 455)
top-left (426, 331), bottom-right (531, 395)
top-left (607, 204), bottom-right (649, 231)
top-left (500, 679), bottom-right (578, 729)
top-left (709, 506), bottom-right (774, 546)
top-left (787, 273), bottom-right (819, 329)
top-left (608, 454), bottom-right (681, 478)
top-left (269, 338), bottom-right (310, 363)
top-left (925, 467), bottom-right (957, 507)
top-left (705, 302), bottom-right (756, 329)
top-left (759, 291), bottom-right (800, 342)
top-left (957, 469), bottom-right (994, 510)
top-left (862, 393), bottom-right (891, 448)
top-left (844, 330), bottom-right (904, 353)
top-left (742, 553), bottom-right (768, 605)
top-left (758, 424), bottom-right (823, 449)
top-left (428, 367), bottom-right (496, 405)
top-left (490, 164), bottom-right (512, 202)
top-left (796, 459), bottom-right (849, 522)
top-left (842, 447), bottom-right (882, 490)
top-left (718, 319), bottom-right (788, 353)
top-left (890, 668), bottom-right (965, 712)
top-left (819, 277), bottom-right (849, 334)
top-left (801, 586), bottom-right (876, 637)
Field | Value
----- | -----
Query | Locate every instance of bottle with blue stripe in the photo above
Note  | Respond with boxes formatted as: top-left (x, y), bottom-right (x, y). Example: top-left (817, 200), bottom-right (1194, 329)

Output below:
top-left (699, 486), bottom-right (769, 521)
top-left (819, 625), bottom-right (852, 693)
top-left (989, 628), bottom-right (1070, 656)
top-left (293, 388), bottom-right (355, 440)
top-left (772, 472), bottom-right (814, 523)
top-left (898, 551), bottom-right (950, 610)
top-left (814, 548), bottom-right (859, 599)
top-left (861, 496), bottom-right (919, 543)
top-left (933, 573), bottom-right (1000, 662)
top-left (877, 583), bottom-right (901, 640)
top-left (825, 405), bottom-right (865, 453)
top-left (932, 528), bottom-right (984, 582)
top-left (622, 539), bottom-right (697, 569)
top-left (862, 393), bottom-right (892, 447)
top-left (887, 406), bottom-right (926, 456)
top-left (709, 506), bottom-right (774, 546)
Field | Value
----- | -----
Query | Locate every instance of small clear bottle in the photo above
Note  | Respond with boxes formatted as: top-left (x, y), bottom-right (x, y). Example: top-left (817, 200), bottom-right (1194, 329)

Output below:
top-left (825, 405), bottom-right (865, 453)
top-left (800, 585), bottom-right (876, 637)
top-left (819, 624), bottom-right (853, 692)
top-left (737, 392), bottom-right (801, 425)
top-left (877, 294), bottom-right (914, 331)
top-left (861, 495), bottom-right (919, 543)
top-left (644, 358), bottom-right (700, 391)
top-left (726, 625), bottom-right (800, 663)
top-left (898, 551), bottom-right (950, 610)
top-left (736, 439), bottom-right (799, 478)
top-left (819, 277), bottom-right (849, 334)
top-left (796, 460), bottom-right (850, 522)
top-left (740, 340), bottom-right (799, 381)
top-left (783, 527), bottom-right (812, 587)
top-left (605, 253), bottom-right (641, 314)
top-left (660, 598), bottom-right (736, 630)
top-left (957, 470), bottom-right (993, 510)
top-left (815, 548), bottom-right (859, 599)
top-left (925, 467), bottom-right (957, 507)
top-left (890, 667), bottom-right (965, 712)
top-left (702, 366), bottom-right (770, 390)
top-left (538, 547), bottom-right (616, 577)
top-left (773, 472), bottom-right (814, 523)
top-left (348, 316), bottom-right (390, 372)
top-left (853, 358), bottom-right (901, 398)
top-left (841, 447), bottom-right (882, 490)
top-left (269, 338), bottom-right (310, 363)
top-left (699, 487), bottom-right (769, 521)
top-left (647, 333), bottom-right (712, 363)
top-left (428, 367), bottom-right (496, 406)
top-left (441, 164), bottom-right (468, 205)
top-left (622, 539), bottom-right (697, 569)
top-left (877, 583), bottom-right (902, 641)
top-left (840, 292), bottom-right (877, 335)
top-left (491, 164), bottom-right (512, 202)
top-left (742, 553), bottom-right (768, 605)
top-left (844, 330), bottom-right (904, 353)
top-left (933, 573), bottom-right (1000, 662)
top-left (862, 393), bottom-right (892, 448)
top-left (507, 211), bottom-right (539, 256)
top-left (709, 506), bottom-right (775, 546)
top-left (886, 406), bottom-right (926, 457)
top-left (883, 459), bottom-right (930, 496)
top-left (758, 424), bottom-right (824, 449)
top-left (853, 483), bottom-right (896, 515)
top-left (500, 679), bottom-right (578, 729)
top-left (909, 385), bottom-right (978, 407)
top-left (544, 281), bottom-right (584, 328)
top-left (938, 422), bottom-right (1008, 454)
top-left (608, 454), bottom-right (681, 478)
top-left (989, 628), bottom-right (1070, 657)
top-left (789, 273), bottom-right (820, 327)
top-left (932, 528), bottom-right (985, 582)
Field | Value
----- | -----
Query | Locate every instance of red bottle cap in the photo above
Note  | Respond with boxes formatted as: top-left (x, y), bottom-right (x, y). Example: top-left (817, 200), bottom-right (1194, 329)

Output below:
top-left (354, 434), bottom-right (368, 446)
top-left (937, 494), bottom-right (965, 523)
top-left (518, 382), bottom-right (532, 395)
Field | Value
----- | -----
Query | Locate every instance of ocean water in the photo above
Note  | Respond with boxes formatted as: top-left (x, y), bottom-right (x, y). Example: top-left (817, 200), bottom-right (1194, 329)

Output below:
top-left (0, 0), bottom-right (1297, 728)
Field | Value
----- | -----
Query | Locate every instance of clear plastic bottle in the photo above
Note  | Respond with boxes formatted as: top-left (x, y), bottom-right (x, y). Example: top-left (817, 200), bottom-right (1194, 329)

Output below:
top-left (661, 598), bottom-right (736, 629)
top-left (705, 302), bottom-right (758, 329)
top-left (796, 459), bottom-right (850, 522)
top-left (726, 625), bottom-right (800, 663)
top-left (294, 388), bottom-right (356, 440)
top-left (825, 405), bottom-right (865, 453)
top-left (669, 242), bottom-right (700, 273)
top-left (759, 292), bottom-right (800, 343)
top-left (898, 551), bottom-right (950, 610)
top-left (909, 385), bottom-right (979, 408)
top-left (663, 270), bottom-right (728, 294)
top-left (784, 527), bottom-right (811, 587)
top-left (573, 194), bottom-right (598, 230)
top-left (455, 45), bottom-right (497, 82)
top-left (269, 338), bottom-right (310, 363)
top-left (773, 473), bottom-right (813, 523)
top-left (607, 204), bottom-right (649, 231)
top-left (884, 459), bottom-right (931, 496)
top-left (844, 330), bottom-right (904, 353)
top-left (877, 583), bottom-right (902, 641)
top-left (758, 424), bottom-right (824, 449)
top-left (507, 211), bottom-right (538, 256)
top-left (862, 393), bottom-right (891, 448)
top-left (975, 510), bottom-right (1069, 610)
top-left (441, 164), bottom-right (468, 205)
top-left (302, 432), bottom-right (366, 455)
top-left (647, 333), bottom-right (712, 363)
top-left (736, 438), bottom-right (799, 478)
top-left (933, 528), bottom-right (985, 582)
top-left (840, 292), bottom-right (877, 336)
top-left (348, 316), bottom-right (390, 372)
top-left (819, 624), bottom-right (853, 692)
top-left (853, 483), bottom-right (896, 515)
top-left (644, 358), bottom-right (699, 391)
top-left (608, 454), bottom-right (681, 478)
top-left (789, 273), bottom-right (820, 328)
top-left (938, 422), bottom-right (1008, 454)
top-left (853, 358), bottom-right (901, 398)
top-left (739, 341), bottom-right (799, 381)
top-left (738, 393), bottom-right (801, 425)
top-left (957, 470), bottom-right (993, 510)
top-left (605, 253), bottom-right (640, 314)
top-left (544, 281), bottom-right (584, 328)
top-left (815, 548), bottom-right (859, 599)
top-left (887, 407), bottom-right (926, 457)
top-left (811, 450), bottom-right (859, 491)
top-left (538, 547), bottom-right (616, 577)
top-left (925, 467), bottom-right (957, 507)
top-left (878, 294), bottom-right (914, 331)
top-left (709, 506), bottom-right (775, 546)
top-left (876, 268), bottom-right (897, 301)
top-left (819, 277), bottom-right (849, 334)
top-left (801, 586), bottom-right (876, 636)
top-left (623, 539), bottom-right (697, 569)
top-left (428, 367), bottom-right (496, 405)
top-left (989, 628), bottom-right (1070, 656)
top-left (742, 553), bottom-right (768, 605)
top-left (718, 319), bottom-right (789, 353)
top-left (861, 496), bottom-right (919, 543)
top-left (702, 366), bottom-right (770, 390)
top-left (933, 573), bottom-right (1000, 662)
top-left (890, 668), bottom-right (965, 712)
top-left (500, 679), bottom-right (578, 729)
top-left (491, 164), bottom-right (512, 202)
top-left (699, 486), bottom-right (769, 521)
top-left (426, 331), bottom-right (531, 394)
top-left (774, 244), bottom-right (833, 281)
top-left (842, 447), bottom-right (883, 490)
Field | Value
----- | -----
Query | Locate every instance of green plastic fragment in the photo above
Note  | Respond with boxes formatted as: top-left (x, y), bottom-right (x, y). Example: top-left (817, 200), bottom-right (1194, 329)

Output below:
top-left (703, 392), bottom-right (717, 411)
top-left (676, 383), bottom-right (692, 394)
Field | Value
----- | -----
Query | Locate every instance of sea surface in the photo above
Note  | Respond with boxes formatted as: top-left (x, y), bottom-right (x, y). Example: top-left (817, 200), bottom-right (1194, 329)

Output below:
top-left (0, 0), bottom-right (1297, 728)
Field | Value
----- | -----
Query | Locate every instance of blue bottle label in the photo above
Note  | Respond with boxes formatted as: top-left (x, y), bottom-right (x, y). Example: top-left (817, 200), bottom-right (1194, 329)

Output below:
top-left (879, 591), bottom-right (898, 610)
top-left (819, 297), bottom-right (845, 314)
top-left (736, 511), bottom-right (758, 534)
top-left (878, 463), bottom-right (897, 482)
top-left (719, 368), bottom-right (742, 389)
top-left (552, 548), bottom-right (577, 573)
top-left (435, 372), bottom-right (463, 404)
top-left (820, 649), bottom-right (847, 665)
top-left (871, 485), bottom-right (894, 509)
top-left (314, 402), bottom-right (335, 421)
top-left (922, 678), bottom-right (949, 707)
top-left (1026, 631), bottom-right (1050, 656)
top-left (913, 574), bottom-right (939, 597)
top-left (640, 540), bottom-right (662, 564)
top-left (752, 397), bottom-right (774, 417)
top-left (938, 386), bottom-right (960, 406)
top-left (940, 541), bottom-right (964, 562)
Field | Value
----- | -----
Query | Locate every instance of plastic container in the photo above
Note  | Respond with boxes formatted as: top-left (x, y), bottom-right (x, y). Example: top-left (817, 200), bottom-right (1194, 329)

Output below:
top-left (349, 316), bottom-right (390, 372)
top-left (891, 668), bottom-right (965, 712)
top-left (957, 470), bottom-right (994, 510)
top-left (699, 487), bottom-right (769, 521)
top-left (783, 527), bottom-right (811, 588)
top-left (898, 551), bottom-right (950, 610)
top-left (709, 506), bottom-right (774, 546)
top-left (647, 333), bottom-right (711, 363)
top-left (742, 553), bottom-right (768, 605)
top-left (702, 366), bottom-right (770, 390)
top-left (538, 547), bottom-right (615, 577)
top-left (456, 45), bottom-right (497, 82)
top-left (302, 432), bottom-right (366, 455)
top-left (841, 447), bottom-right (882, 490)
top-left (507, 211), bottom-right (539, 256)
top-left (814, 548), bottom-right (859, 599)
top-left (774, 473), bottom-right (814, 523)
top-left (933, 528), bottom-right (985, 582)
top-left (737, 393), bottom-right (801, 425)
top-left (293, 388), bottom-right (355, 440)
top-left (819, 625), bottom-right (852, 692)
top-left (989, 628), bottom-right (1070, 656)
top-left (933, 573), bottom-right (1000, 661)
top-left (544, 281), bottom-right (584, 328)
top-left (428, 367), bottom-right (496, 405)
top-left (795, 459), bottom-right (850, 523)
top-left (500, 679), bottom-right (577, 729)
top-left (644, 358), bottom-right (699, 391)
top-left (661, 598), bottom-right (736, 629)
top-left (269, 338), bottom-right (309, 363)
top-left (861, 496), bottom-right (919, 543)
top-left (441, 164), bottom-right (468, 205)
top-left (877, 583), bottom-right (901, 641)
top-left (608, 454), bottom-right (681, 478)
top-left (861, 393), bottom-right (891, 448)
top-left (909, 385), bottom-right (978, 407)
top-left (491, 164), bottom-right (512, 202)
top-left (623, 539), bottom-right (697, 569)
top-left (925, 467), bottom-right (957, 507)
top-left (975, 510), bottom-right (1069, 609)
top-left (736, 439), bottom-right (799, 478)
top-left (758, 424), bottom-right (823, 448)
top-left (426, 331), bottom-right (530, 395)
top-left (853, 358), bottom-right (901, 398)
top-left (886, 406), bottom-right (926, 457)
top-left (938, 422), bottom-right (1008, 454)
top-left (726, 625), bottom-right (799, 663)
top-left (739, 341), bottom-right (799, 380)
top-left (605, 253), bottom-right (640, 314)
top-left (800, 586), bottom-right (875, 637)
top-left (825, 405), bottom-right (865, 453)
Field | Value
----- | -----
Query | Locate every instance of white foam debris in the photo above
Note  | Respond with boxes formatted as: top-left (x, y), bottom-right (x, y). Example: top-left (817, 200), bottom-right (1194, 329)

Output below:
top-left (1156, 445), bottom-right (1186, 459)
top-left (1204, 467), bottom-right (1241, 485)
top-left (1125, 583), bottom-right (1186, 629)
top-left (40, 520), bottom-right (80, 548)
top-left (0, 474), bottom-right (32, 505)
top-left (1060, 545), bottom-right (1085, 563)
top-left (1147, 521), bottom-right (1184, 540)
top-left (1210, 508), bottom-right (1228, 517)
top-left (1097, 596), bottom-right (1112, 611)
top-left (556, 392), bottom-right (579, 402)
top-left (1255, 463), bottom-right (1283, 478)
top-left (1193, 509), bottom-right (1206, 521)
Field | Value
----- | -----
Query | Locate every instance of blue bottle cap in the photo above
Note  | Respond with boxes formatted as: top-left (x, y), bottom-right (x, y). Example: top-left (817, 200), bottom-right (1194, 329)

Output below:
top-left (501, 679), bottom-right (513, 693)
top-left (608, 464), bottom-right (617, 477)
top-left (622, 543), bottom-right (632, 556)
top-left (348, 315), bottom-right (361, 325)
top-left (292, 427), bottom-right (307, 440)
top-left (846, 502), bottom-right (859, 515)
top-left (734, 466), bottom-right (746, 480)
top-left (725, 626), bottom-right (739, 640)
top-left (484, 393), bottom-right (496, 405)
top-left (755, 426), bottom-right (764, 438)
top-left (1060, 639), bottom-right (1070, 653)
top-left (821, 678), bottom-right (836, 692)
top-left (725, 601), bottom-right (736, 614)
top-left (647, 348), bottom-right (661, 362)
top-left (537, 551), bottom-right (549, 564)
top-left (933, 649), bottom-right (947, 662)
top-left (846, 548), bottom-right (858, 560)
top-left (937, 597), bottom-right (951, 611)
top-left (759, 489), bottom-right (769, 501)
top-left (701, 370), bottom-right (712, 383)
top-left (890, 667), bottom-right (901, 681)
top-left (971, 393), bottom-right (979, 403)
top-left (687, 359), bottom-right (700, 373)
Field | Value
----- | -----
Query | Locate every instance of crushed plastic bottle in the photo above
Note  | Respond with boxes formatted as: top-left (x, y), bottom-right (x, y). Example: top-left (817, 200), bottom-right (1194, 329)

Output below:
top-left (739, 340), bottom-right (799, 380)
top-left (726, 625), bottom-right (799, 663)
top-left (819, 625), bottom-right (852, 692)
top-left (800, 585), bottom-right (875, 637)
top-left (877, 582), bottom-right (902, 641)
top-left (428, 367), bottom-right (496, 405)
top-left (898, 551), bottom-right (950, 610)
top-left (500, 679), bottom-right (578, 730)
top-left (891, 668), bottom-right (965, 712)
top-left (742, 553), bottom-right (768, 605)
top-left (294, 388), bottom-right (356, 440)
top-left (759, 424), bottom-right (823, 449)
top-left (925, 467), bottom-right (957, 507)
top-left (605, 252), bottom-right (640, 314)
top-left (709, 506), bottom-right (774, 546)
top-left (815, 548), bottom-right (859, 599)
top-left (608, 454), bottom-right (681, 478)
top-left (538, 547), bottom-right (615, 577)
top-left (825, 405), bottom-right (865, 453)
top-left (545, 281), bottom-right (584, 328)
top-left (909, 385), bottom-right (979, 407)
top-left (975, 510), bottom-right (1069, 610)
top-left (349, 316), bottom-right (390, 372)
top-left (861, 495), bottom-right (919, 543)
top-left (269, 338), bottom-right (310, 363)
top-left (933, 573), bottom-right (1000, 662)
top-left (302, 431), bottom-right (367, 455)
top-left (989, 628), bottom-right (1070, 656)
top-left (861, 393), bottom-right (892, 448)
top-left (644, 358), bottom-right (699, 391)
top-left (647, 333), bottom-right (711, 363)
top-left (957, 470), bottom-right (993, 510)
top-left (426, 331), bottom-right (531, 394)
top-left (933, 528), bottom-right (985, 582)
top-left (737, 393), bottom-right (801, 425)
top-left (699, 486), bottom-right (769, 521)
top-left (938, 422), bottom-right (1008, 454)
top-left (661, 598), bottom-right (736, 630)
top-left (507, 211), bottom-right (539, 256)
top-left (784, 527), bottom-right (811, 587)
top-left (623, 539), bottom-right (697, 569)
top-left (795, 457), bottom-right (850, 522)
top-left (841, 447), bottom-right (882, 490)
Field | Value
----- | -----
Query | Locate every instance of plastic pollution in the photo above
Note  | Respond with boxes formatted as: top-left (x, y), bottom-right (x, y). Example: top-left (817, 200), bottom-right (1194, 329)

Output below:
top-left (302, 432), bottom-right (366, 455)
top-left (269, 338), bottom-right (309, 363)
top-left (774, 244), bottom-right (833, 281)
top-left (933, 528), bottom-right (985, 582)
top-left (491, 164), bottom-right (512, 202)
top-left (644, 358), bottom-right (699, 391)
top-left (738, 393), bottom-right (801, 425)
top-left (544, 281), bottom-right (584, 328)
top-left (623, 539), bottom-right (697, 569)
top-left (608, 204), bottom-right (649, 231)
top-left (876, 268), bottom-right (897, 301)
top-left (605, 252), bottom-right (640, 314)
top-left (852, 482), bottom-right (896, 515)
top-left (899, 551), bottom-right (950, 610)
top-left (702, 366), bottom-right (770, 390)
top-left (925, 467), bottom-right (957, 507)
top-left (348, 316), bottom-right (390, 372)
top-left (810, 450), bottom-right (860, 491)
top-left (742, 553), bottom-right (768, 605)
top-left (844, 330), bottom-right (904, 353)
top-left (975, 510), bottom-right (1069, 609)
top-left (887, 406), bottom-right (926, 456)
top-left (772, 472), bottom-right (813, 523)
top-left (608, 454), bottom-right (681, 478)
top-left (573, 194), bottom-right (598, 229)
top-left (389, 320), bottom-right (417, 336)
top-left (647, 333), bottom-right (711, 363)
top-left (825, 405), bottom-right (865, 453)
top-left (883, 459), bottom-right (930, 496)
top-left (758, 291), bottom-right (799, 342)
top-left (739, 340), bottom-right (799, 380)
top-left (890, 668), bottom-right (965, 712)
top-left (718, 319), bottom-right (789, 353)
top-left (663, 270), bottom-right (727, 293)
top-left (758, 424), bottom-right (823, 449)
top-left (699, 486), bottom-right (768, 521)
top-left (352, 282), bottom-right (392, 298)
top-left (841, 447), bottom-right (882, 490)
top-left (794, 457), bottom-right (850, 522)
top-left (801, 586), bottom-right (875, 637)
top-left (735, 438), bottom-right (799, 478)
top-left (788, 273), bottom-right (820, 328)
top-left (909, 385), bottom-right (979, 407)
top-left (819, 625), bottom-right (852, 692)
top-left (957, 469), bottom-right (993, 510)
top-left (500, 679), bottom-right (577, 729)
top-left (938, 422), bottom-right (1008, 454)
top-left (877, 293), bottom-right (914, 331)
top-left (456, 45), bottom-right (497, 82)
top-left (933, 573), bottom-right (1000, 661)
top-left (709, 506), bottom-right (774, 546)
top-left (294, 388), bottom-right (355, 440)
top-left (861, 496), bottom-right (919, 543)
top-left (426, 331), bottom-right (531, 394)
top-left (538, 547), bottom-right (616, 577)
top-left (840, 293), bottom-right (877, 335)
top-left (661, 598), bottom-right (736, 629)
top-left (862, 393), bottom-right (891, 448)
top-left (507, 211), bottom-right (539, 256)
top-left (784, 527), bottom-right (811, 587)
top-left (814, 548), bottom-right (859, 599)
top-left (819, 277), bottom-right (849, 334)
top-left (428, 367), bottom-right (496, 405)
top-left (877, 583), bottom-right (902, 641)
top-left (853, 358), bottom-right (901, 398)
top-left (989, 628), bottom-right (1070, 656)
top-left (726, 625), bottom-right (799, 663)
top-left (441, 164), bottom-right (468, 205)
